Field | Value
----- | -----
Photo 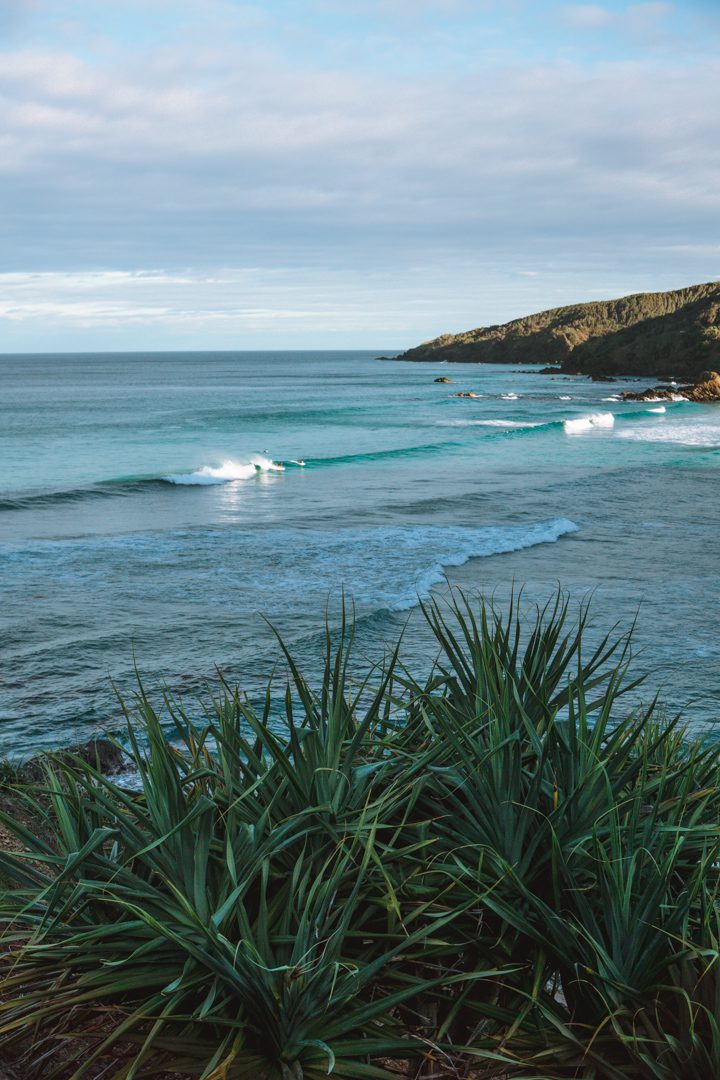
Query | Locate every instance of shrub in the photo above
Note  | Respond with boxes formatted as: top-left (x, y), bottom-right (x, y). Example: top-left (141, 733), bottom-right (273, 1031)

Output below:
top-left (0, 591), bottom-right (717, 1079)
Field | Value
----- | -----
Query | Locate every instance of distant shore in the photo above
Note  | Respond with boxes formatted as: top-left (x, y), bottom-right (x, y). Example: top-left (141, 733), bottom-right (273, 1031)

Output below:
top-left (387, 280), bottom-right (720, 383)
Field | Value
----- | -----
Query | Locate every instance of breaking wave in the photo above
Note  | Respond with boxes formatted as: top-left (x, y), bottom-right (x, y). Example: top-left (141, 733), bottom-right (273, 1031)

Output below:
top-left (563, 412), bottom-right (615, 435)
top-left (165, 455), bottom-right (285, 485)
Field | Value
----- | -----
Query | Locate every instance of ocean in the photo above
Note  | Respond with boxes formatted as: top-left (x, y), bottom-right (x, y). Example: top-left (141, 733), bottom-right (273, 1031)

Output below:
top-left (1, 350), bottom-right (719, 753)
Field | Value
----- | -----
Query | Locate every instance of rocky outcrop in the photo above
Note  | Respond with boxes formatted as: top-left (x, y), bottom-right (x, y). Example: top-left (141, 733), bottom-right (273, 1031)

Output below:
top-left (434, 376), bottom-right (453, 383)
top-left (23, 737), bottom-right (126, 781)
top-left (454, 391), bottom-right (481, 398)
top-left (620, 386), bottom-right (687, 402)
top-left (393, 282), bottom-right (720, 381)
top-left (686, 371), bottom-right (720, 401)
top-left (620, 371), bottom-right (720, 403)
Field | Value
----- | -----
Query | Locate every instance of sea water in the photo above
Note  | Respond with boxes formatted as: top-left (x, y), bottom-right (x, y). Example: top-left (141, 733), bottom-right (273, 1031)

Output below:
top-left (1, 351), bottom-right (719, 752)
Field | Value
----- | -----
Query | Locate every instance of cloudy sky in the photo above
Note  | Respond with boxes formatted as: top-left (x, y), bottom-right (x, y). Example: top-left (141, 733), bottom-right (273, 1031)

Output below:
top-left (1, 0), bottom-right (719, 350)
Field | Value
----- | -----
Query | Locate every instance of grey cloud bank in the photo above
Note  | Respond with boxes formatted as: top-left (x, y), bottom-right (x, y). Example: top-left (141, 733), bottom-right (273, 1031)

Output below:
top-left (1, 2), bottom-right (719, 349)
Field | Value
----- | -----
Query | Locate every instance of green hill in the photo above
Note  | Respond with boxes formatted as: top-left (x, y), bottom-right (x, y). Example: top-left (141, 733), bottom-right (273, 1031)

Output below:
top-left (395, 282), bottom-right (720, 379)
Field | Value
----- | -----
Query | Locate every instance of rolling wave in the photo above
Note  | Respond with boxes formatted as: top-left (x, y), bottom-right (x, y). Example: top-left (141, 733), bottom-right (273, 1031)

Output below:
top-left (0, 402), bottom-right (695, 513)
top-left (303, 439), bottom-right (464, 467)
top-left (0, 480), bottom-right (159, 513)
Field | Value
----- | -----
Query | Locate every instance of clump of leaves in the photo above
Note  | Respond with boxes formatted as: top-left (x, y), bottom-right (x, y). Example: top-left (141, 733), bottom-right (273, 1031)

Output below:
top-left (0, 590), bottom-right (718, 1080)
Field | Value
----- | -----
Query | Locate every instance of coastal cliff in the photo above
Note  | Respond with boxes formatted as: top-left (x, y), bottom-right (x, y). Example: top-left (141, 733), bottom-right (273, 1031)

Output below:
top-left (394, 281), bottom-right (720, 381)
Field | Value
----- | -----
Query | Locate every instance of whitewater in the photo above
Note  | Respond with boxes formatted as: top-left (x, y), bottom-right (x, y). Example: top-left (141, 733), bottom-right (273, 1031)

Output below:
top-left (2, 351), bottom-right (720, 749)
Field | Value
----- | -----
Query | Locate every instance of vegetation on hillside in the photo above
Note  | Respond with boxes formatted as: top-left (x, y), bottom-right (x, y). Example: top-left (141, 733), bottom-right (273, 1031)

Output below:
top-left (396, 282), bottom-right (720, 379)
top-left (0, 593), bottom-right (719, 1079)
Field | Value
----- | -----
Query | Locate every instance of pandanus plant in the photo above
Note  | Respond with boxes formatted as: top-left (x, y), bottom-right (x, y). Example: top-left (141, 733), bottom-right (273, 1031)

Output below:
top-left (0, 590), bottom-right (717, 1080)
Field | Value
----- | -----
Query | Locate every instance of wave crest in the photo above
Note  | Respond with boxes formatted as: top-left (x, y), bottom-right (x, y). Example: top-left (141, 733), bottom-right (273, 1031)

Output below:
top-left (165, 455), bottom-right (285, 485)
top-left (563, 412), bottom-right (615, 435)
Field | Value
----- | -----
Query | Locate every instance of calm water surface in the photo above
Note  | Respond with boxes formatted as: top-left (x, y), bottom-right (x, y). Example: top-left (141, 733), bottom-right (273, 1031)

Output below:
top-left (1, 351), bottom-right (719, 751)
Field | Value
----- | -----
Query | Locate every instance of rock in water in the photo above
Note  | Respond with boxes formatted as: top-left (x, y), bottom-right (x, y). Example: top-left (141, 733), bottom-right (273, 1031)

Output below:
top-left (24, 738), bottom-right (125, 780)
top-left (621, 371), bottom-right (720, 403)
top-left (687, 371), bottom-right (720, 402)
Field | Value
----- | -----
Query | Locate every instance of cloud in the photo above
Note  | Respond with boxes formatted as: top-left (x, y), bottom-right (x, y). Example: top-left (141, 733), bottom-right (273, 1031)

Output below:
top-left (563, 2), bottom-right (674, 32)
top-left (627, 2), bottom-right (673, 18)
top-left (0, 268), bottom-right (440, 333)
top-left (0, 3), bottom-right (718, 347)
top-left (2, 46), bottom-right (718, 252)
top-left (564, 5), bottom-right (615, 29)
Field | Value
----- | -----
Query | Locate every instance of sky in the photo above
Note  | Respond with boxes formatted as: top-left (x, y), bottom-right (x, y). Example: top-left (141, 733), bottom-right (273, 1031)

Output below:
top-left (1, 0), bottom-right (719, 351)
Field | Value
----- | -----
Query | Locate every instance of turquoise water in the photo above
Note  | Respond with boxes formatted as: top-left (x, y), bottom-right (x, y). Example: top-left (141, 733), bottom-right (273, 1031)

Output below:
top-left (1, 351), bottom-right (719, 751)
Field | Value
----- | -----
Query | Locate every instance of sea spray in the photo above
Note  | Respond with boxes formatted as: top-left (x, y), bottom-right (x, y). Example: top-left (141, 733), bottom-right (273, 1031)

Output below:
top-left (165, 455), bottom-right (285, 485)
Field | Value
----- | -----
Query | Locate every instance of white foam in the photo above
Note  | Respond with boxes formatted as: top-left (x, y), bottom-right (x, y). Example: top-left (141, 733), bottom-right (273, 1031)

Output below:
top-left (63, 519), bottom-right (581, 652)
top-left (647, 406), bottom-right (666, 414)
top-left (563, 412), bottom-right (615, 435)
top-left (501, 392), bottom-right (519, 400)
top-left (436, 419), bottom-right (540, 428)
top-left (233, 520), bottom-right (581, 614)
top-left (638, 394), bottom-right (685, 403)
top-left (602, 396), bottom-right (620, 402)
top-left (558, 395), bottom-right (572, 401)
top-left (407, 518), bottom-right (579, 609)
top-left (165, 455), bottom-right (285, 485)
top-left (618, 423), bottom-right (720, 447)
